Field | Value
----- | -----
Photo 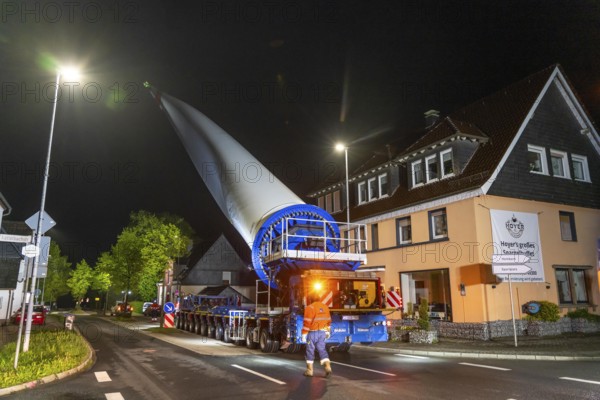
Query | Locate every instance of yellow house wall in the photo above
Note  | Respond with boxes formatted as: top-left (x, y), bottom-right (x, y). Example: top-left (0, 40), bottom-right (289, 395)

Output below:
top-left (366, 194), bottom-right (600, 322)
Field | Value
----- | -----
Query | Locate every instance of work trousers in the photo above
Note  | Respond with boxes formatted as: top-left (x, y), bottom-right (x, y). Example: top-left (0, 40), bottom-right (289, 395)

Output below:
top-left (305, 330), bottom-right (329, 362)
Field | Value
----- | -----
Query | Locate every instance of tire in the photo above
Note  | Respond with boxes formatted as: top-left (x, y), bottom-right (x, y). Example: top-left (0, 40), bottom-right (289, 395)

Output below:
top-left (270, 340), bottom-right (280, 353)
top-left (189, 318), bottom-right (196, 333)
top-left (175, 315), bottom-right (181, 329)
top-left (215, 325), bottom-right (224, 341)
top-left (223, 326), bottom-right (232, 343)
top-left (200, 322), bottom-right (208, 336)
top-left (259, 329), bottom-right (273, 353)
top-left (283, 343), bottom-right (302, 353)
top-left (246, 328), bottom-right (258, 349)
top-left (194, 318), bottom-right (201, 334)
top-left (208, 324), bottom-right (216, 338)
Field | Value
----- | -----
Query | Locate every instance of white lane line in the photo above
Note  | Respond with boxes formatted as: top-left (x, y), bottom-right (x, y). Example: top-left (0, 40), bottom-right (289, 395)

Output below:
top-left (560, 377), bottom-right (600, 385)
top-left (331, 361), bottom-right (396, 376)
top-left (95, 371), bottom-right (112, 382)
top-left (459, 362), bottom-right (511, 371)
top-left (105, 393), bottom-right (125, 400)
top-left (395, 354), bottom-right (429, 359)
top-left (231, 364), bottom-right (286, 385)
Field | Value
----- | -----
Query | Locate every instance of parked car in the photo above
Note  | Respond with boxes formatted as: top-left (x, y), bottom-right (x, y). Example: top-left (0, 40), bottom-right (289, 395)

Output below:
top-left (144, 302), bottom-right (161, 318)
top-left (142, 302), bottom-right (153, 314)
top-left (12, 305), bottom-right (46, 325)
top-left (110, 301), bottom-right (132, 317)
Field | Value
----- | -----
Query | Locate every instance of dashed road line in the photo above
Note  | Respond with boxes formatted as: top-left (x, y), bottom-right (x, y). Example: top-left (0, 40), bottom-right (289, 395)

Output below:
top-left (559, 377), bottom-right (600, 385)
top-left (331, 361), bottom-right (396, 376)
top-left (395, 354), bottom-right (429, 359)
top-left (105, 393), bottom-right (125, 400)
top-left (459, 362), bottom-right (511, 371)
top-left (231, 364), bottom-right (286, 385)
top-left (94, 371), bottom-right (112, 382)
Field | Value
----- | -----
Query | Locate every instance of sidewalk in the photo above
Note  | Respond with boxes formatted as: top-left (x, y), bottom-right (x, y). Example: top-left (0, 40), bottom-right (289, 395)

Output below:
top-left (361, 332), bottom-right (600, 360)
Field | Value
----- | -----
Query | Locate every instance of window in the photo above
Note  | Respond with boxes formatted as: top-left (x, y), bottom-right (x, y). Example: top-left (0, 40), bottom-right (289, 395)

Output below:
top-left (400, 269), bottom-right (452, 321)
top-left (357, 182), bottom-right (367, 204)
top-left (555, 267), bottom-right (590, 304)
top-left (572, 154), bottom-right (591, 182)
top-left (325, 193), bottom-right (332, 213)
top-left (426, 155), bottom-right (438, 182)
top-left (550, 149), bottom-right (570, 179)
top-left (440, 148), bottom-right (454, 177)
top-left (396, 217), bottom-right (412, 245)
top-left (429, 208), bottom-right (448, 240)
top-left (317, 196), bottom-right (325, 209)
top-left (527, 144), bottom-right (548, 175)
top-left (222, 271), bottom-right (231, 285)
top-left (371, 223), bottom-right (379, 250)
top-left (333, 190), bottom-right (341, 212)
top-left (559, 211), bottom-right (577, 241)
top-left (412, 160), bottom-right (424, 187)
top-left (378, 173), bottom-right (389, 197)
top-left (368, 177), bottom-right (378, 201)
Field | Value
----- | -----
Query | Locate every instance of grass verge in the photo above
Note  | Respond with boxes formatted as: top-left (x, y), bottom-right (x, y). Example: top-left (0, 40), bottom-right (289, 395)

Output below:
top-left (0, 328), bottom-right (89, 388)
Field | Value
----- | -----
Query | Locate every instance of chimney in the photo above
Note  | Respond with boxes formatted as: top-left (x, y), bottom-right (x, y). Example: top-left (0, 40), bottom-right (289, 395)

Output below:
top-left (424, 109), bottom-right (440, 128)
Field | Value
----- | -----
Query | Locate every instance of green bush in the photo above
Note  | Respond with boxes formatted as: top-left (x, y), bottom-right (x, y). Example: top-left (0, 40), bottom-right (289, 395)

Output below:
top-left (567, 308), bottom-right (600, 322)
top-left (130, 300), bottom-right (143, 314)
top-left (524, 301), bottom-right (560, 322)
top-left (417, 298), bottom-right (430, 331)
top-left (0, 329), bottom-right (89, 388)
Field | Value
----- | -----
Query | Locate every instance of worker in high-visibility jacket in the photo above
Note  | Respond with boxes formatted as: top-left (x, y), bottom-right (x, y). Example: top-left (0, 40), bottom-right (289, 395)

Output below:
top-left (301, 292), bottom-right (332, 377)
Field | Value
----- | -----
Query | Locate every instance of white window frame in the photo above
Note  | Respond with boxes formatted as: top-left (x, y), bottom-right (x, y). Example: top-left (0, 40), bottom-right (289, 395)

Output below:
top-left (425, 154), bottom-right (438, 183)
top-left (550, 149), bottom-right (570, 179)
top-left (429, 208), bottom-right (448, 240)
top-left (571, 154), bottom-right (591, 182)
top-left (440, 148), bottom-right (454, 178)
top-left (527, 144), bottom-right (548, 175)
top-left (411, 160), bottom-right (424, 187)
top-left (368, 177), bottom-right (378, 201)
top-left (357, 181), bottom-right (367, 204)
top-left (378, 173), bottom-right (389, 198)
top-left (397, 217), bottom-right (412, 245)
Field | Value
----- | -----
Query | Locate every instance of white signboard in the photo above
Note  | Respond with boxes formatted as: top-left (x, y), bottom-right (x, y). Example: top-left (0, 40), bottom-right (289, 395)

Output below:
top-left (0, 234), bottom-right (31, 243)
top-left (490, 210), bottom-right (545, 283)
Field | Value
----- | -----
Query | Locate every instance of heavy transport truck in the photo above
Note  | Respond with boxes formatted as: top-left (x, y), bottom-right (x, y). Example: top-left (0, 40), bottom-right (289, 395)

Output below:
top-left (147, 83), bottom-right (391, 353)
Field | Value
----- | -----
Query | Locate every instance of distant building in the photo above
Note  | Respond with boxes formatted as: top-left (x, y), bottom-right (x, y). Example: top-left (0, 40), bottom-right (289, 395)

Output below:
top-left (308, 65), bottom-right (600, 322)
top-left (175, 234), bottom-right (256, 302)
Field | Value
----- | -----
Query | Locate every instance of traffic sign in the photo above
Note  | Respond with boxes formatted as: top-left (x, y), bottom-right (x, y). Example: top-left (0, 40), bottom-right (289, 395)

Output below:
top-left (492, 264), bottom-right (531, 274)
top-left (0, 234), bottom-right (31, 243)
top-left (25, 211), bottom-right (56, 234)
top-left (163, 302), bottom-right (175, 313)
top-left (22, 244), bottom-right (40, 257)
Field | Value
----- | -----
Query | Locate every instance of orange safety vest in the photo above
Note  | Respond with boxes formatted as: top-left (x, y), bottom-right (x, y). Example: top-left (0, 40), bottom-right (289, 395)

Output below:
top-left (302, 301), bottom-right (331, 334)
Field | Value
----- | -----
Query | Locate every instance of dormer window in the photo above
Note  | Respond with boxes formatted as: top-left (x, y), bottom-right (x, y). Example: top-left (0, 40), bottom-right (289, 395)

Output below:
top-left (440, 148), bottom-right (454, 177)
top-left (358, 182), bottom-right (367, 204)
top-left (378, 173), bottom-right (389, 197)
top-left (550, 149), bottom-right (570, 179)
top-left (412, 160), bottom-right (424, 187)
top-left (426, 155), bottom-right (438, 182)
top-left (368, 177), bottom-right (378, 201)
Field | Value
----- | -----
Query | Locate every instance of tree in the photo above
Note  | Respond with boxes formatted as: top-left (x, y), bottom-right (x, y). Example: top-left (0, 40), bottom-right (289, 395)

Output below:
top-left (67, 260), bottom-right (93, 309)
top-left (44, 242), bottom-right (71, 305)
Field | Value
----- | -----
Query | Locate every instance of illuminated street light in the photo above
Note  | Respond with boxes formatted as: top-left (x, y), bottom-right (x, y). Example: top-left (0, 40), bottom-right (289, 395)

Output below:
top-left (22, 67), bottom-right (80, 355)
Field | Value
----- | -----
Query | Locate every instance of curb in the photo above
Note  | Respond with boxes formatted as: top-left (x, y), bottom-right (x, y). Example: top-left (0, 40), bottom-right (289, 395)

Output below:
top-left (352, 344), bottom-right (600, 361)
top-left (0, 324), bottom-right (96, 397)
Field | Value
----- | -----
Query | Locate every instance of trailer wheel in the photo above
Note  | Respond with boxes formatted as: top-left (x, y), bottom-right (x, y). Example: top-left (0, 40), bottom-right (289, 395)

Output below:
top-left (223, 326), bottom-right (232, 343)
top-left (194, 318), bottom-right (201, 334)
top-left (190, 318), bottom-right (196, 333)
top-left (208, 324), bottom-right (216, 338)
top-left (175, 315), bottom-right (181, 329)
top-left (283, 343), bottom-right (302, 354)
top-left (200, 322), bottom-right (208, 336)
top-left (270, 340), bottom-right (280, 353)
top-left (215, 325), bottom-right (224, 341)
top-left (259, 330), bottom-right (273, 353)
top-left (246, 328), bottom-right (258, 349)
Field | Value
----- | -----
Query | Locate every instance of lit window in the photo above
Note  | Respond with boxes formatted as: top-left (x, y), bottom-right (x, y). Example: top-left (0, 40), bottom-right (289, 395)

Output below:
top-left (559, 211), bottom-right (577, 241)
top-left (527, 144), bottom-right (548, 175)
top-left (572, 154), bottom-right (591, 182)
top-left (550, 149), bottom-right (570, 179)
top-left (555, 267), bottom-right (590, 304)
top-left (412, 160), bottom-right (424, 187)
top-left (358, 182), bottom-right (367, 204)
top-left (429, 208), bottom-right (447, 240)
top-left (440, 149), bottom-right (454, 177)
top-left (368, 177), bottom-right (378, 201)
top-left (378, 173), bottom-right (389, 197)
top-left (396, 217), bottom-right (412, 245)
top-left (426, 155), bottom-right (438, 182)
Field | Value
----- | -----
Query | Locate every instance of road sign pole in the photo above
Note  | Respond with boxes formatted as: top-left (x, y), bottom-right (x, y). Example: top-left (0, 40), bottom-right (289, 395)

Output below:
top-left (508, 274), bottom-right (518, 348)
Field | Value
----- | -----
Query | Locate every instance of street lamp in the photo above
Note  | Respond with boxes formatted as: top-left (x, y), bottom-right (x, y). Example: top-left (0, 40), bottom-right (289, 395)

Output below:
top-left (335, 143), bottom-right (350, 226)
top-left (23, 67), bottom-right (80, 353)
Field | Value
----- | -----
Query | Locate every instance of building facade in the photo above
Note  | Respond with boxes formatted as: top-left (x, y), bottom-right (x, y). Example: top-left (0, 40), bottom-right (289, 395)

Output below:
top-left (309, 65), bottom-right (600, 322)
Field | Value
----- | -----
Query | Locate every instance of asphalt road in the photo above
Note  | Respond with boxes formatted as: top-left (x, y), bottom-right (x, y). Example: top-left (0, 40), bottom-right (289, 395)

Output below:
top-left (4, 316), bottom-right (600, 400)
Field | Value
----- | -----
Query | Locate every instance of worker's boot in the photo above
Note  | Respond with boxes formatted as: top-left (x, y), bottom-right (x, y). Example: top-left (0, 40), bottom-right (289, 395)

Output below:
top-left (323, 359), bottom-right (332, 378)
top-left (304, 362), bottom-right (313, 377)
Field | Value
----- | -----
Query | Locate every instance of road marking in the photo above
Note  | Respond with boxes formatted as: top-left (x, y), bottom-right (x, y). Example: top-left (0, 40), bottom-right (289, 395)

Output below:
top-left (459, 362), bottom-right (511, 371)
top-left (231, 364), bottom-right (286, 385)
top-left (105, 393), bottom-right (125, 400)
top-left (394, 354), bottom-right (429, 359)
top-left (95, 371), bottom-right (112, 382)
top-left (331, 361), bottom-right (396, 376)
top-left (560, 377), bottom-right (600, 385)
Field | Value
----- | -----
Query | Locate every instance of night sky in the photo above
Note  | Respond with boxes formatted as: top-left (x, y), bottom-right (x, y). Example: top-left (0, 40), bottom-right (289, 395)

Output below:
top-left (1, 1), bottom-right (599, 264)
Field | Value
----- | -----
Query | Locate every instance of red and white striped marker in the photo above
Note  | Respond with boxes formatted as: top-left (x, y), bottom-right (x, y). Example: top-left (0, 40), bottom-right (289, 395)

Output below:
top-left (163, 313), bottom-right (174, 328)
top-left (386, 291), bottom-right (403, 309)
top-left (320, 291), bottom-right (333, 308)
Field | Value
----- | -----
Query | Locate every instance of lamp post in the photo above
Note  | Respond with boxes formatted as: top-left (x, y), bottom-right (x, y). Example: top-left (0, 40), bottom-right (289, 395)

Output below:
top-left (335, 143), bottom-right (350, 226)
top-left (22, 67), bottom-right (79, 353)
